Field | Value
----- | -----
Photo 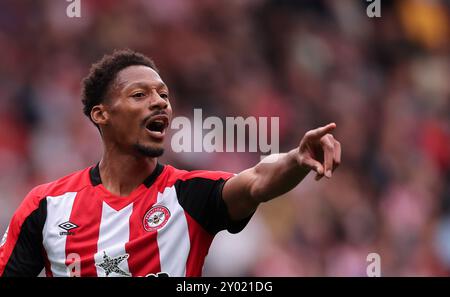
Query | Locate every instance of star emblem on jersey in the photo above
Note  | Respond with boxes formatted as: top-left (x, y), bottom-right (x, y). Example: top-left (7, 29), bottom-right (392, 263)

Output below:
top-left (96, 251), bottom-right (130, 277)
top-left (143, 205), bottom-right (171, 232)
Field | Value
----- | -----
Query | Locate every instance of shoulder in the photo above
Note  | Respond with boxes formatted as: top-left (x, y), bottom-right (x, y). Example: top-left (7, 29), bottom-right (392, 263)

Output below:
top-left (23, 166), bottom-right (93, 206)
top-left (163, 164), bottom-right (235, 185)
top-left (10, 166), bottom-right (92, 228)
top-left (160, 165), bottom-right (247, 235)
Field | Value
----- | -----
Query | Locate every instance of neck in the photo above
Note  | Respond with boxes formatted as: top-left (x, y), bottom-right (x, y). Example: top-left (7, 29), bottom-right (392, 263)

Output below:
top-left (99, 144), bottom-right (157, 197)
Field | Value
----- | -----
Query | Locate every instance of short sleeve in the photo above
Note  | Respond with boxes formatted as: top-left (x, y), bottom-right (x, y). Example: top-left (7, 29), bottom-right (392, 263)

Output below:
top-left (0, 187), bottom-right (47, 277)
top-left (174, 171), bottom-right (254, 235)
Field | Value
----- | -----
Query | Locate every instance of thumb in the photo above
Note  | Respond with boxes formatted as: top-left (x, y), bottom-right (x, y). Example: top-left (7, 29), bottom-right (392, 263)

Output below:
top-left (302, 157), bottom-right (324, 175)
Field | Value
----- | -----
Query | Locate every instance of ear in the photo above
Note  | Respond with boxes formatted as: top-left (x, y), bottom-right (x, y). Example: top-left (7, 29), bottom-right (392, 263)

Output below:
top-left (91, 104), bottom-right (109, 126)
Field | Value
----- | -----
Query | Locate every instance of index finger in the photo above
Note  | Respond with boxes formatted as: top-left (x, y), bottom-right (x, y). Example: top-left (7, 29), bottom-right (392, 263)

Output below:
top-left (307, 123), bottom-right (336, 139)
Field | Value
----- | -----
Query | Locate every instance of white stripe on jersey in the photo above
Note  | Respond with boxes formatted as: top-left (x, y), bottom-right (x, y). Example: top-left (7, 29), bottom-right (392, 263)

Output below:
top-left (42, 192), bottom-right (77, 277)
top-left (94, 202), bottom-right (133, 277)
top-left (156, 186), bottom-right (190, 277)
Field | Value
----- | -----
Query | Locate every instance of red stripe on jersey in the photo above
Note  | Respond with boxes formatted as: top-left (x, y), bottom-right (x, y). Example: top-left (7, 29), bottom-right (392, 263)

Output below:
top-left (177, 170), bottom-right (234, 181)
top-left (126, 187), bottom-right (161, 276)
top-left (159, 165), bottom-right (234, 192)
top-left (0, 187), bottom-right (46, 276)
top-left (65, 188), bottom-right (103, 276)
top-left (184, 212), bottom-right (214, 277)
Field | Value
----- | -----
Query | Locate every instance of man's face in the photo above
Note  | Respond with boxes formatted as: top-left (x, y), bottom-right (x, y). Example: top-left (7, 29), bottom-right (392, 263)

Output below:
top-left (102, 65), bottom-right (172, 157)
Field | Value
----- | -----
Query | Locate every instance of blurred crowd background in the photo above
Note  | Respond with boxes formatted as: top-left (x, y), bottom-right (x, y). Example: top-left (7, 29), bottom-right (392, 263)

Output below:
top-left (0, 0), bottom-right (449, 276)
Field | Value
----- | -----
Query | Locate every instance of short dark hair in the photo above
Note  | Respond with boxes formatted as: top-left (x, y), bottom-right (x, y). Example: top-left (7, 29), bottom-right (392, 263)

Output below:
top-left (81, 49), bottom-right (158, 128)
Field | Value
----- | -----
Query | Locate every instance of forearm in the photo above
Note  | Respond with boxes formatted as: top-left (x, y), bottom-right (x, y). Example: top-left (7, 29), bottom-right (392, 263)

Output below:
top-left (250, 148), bottom-right (309, 203)
top-left (223, 123), bottom-right (340, 221)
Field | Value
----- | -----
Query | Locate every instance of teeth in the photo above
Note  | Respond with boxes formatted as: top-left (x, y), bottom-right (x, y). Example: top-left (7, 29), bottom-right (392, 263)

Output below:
top-left (145, 117), bottom-right (167, 136)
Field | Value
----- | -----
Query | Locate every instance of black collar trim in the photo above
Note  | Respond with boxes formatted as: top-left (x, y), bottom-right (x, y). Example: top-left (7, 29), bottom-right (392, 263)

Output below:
top-left (89, 163), bottom-right (164, 188)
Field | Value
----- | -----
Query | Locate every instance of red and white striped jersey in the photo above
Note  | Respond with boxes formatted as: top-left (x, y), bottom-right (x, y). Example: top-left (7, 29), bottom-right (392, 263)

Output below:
top-left (0, 163), bottom-right (252, 277)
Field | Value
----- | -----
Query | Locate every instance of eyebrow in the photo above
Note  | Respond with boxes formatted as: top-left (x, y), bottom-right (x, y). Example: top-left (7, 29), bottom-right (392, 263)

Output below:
top-left (121, 81), bottom-right (168, 92)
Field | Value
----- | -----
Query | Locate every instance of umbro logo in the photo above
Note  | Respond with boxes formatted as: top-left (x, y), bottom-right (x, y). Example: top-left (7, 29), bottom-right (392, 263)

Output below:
top-left (58, 221), bottom-right (78, 236)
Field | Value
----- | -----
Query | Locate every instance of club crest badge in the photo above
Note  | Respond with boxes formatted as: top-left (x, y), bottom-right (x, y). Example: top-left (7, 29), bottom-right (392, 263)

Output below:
top-left (143, 205), bottom-right (171, 232)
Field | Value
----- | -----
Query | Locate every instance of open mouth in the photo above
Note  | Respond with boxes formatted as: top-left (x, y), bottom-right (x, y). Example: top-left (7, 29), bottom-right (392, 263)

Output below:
top-left (145, 115), bottom-right (169, 138)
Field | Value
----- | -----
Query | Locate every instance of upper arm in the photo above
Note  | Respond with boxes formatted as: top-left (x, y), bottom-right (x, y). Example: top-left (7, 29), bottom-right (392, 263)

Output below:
top-left (0, 190), bottom-right (47, 277)
top-left (222, 167), bottom-right (261, 221)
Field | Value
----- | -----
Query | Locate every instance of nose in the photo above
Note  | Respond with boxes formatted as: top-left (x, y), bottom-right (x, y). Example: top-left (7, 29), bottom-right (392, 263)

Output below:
top-left (149, 90), bottom-right (168, 110)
